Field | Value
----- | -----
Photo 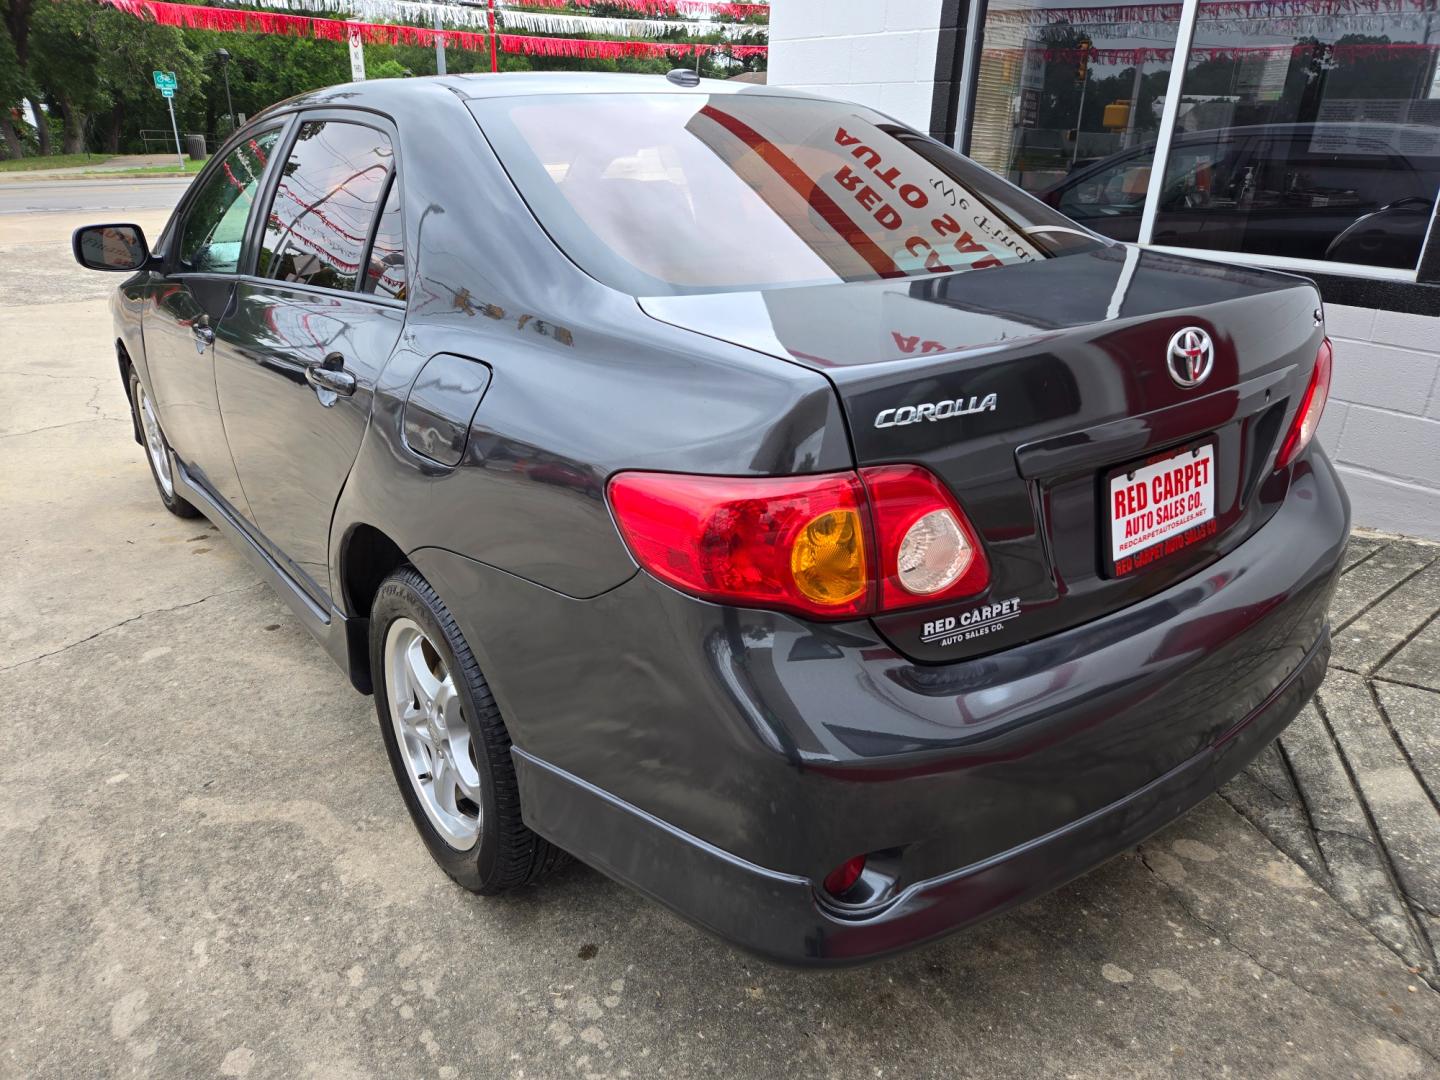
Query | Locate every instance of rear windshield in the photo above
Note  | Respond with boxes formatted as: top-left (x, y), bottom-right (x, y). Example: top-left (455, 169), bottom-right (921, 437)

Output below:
top-left (469, 93), bottom-right (1106, 296)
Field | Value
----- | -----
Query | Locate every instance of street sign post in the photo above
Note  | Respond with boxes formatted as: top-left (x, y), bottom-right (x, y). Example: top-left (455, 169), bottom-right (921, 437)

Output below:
top-left (153, 71), bottom-right (184, 169)
top-left (348, 29), bottom-right (367, 81)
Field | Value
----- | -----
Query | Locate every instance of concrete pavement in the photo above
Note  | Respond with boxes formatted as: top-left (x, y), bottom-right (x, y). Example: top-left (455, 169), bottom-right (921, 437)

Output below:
top-left (0, 181), bottom-right (189, 310)
top-left (2, 191), bottom-right (1439, 1079)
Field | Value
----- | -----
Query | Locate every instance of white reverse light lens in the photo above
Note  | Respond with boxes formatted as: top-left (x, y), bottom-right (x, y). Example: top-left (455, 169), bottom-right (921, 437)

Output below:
top-left (896, 509), bottom-right (972, 595)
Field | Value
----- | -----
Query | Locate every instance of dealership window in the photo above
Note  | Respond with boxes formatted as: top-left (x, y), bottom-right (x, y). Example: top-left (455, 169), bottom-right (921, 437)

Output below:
top-left (962, 0), bottom-right (1440, 281)
top-left (969, 0), bottom-right (1178, 245)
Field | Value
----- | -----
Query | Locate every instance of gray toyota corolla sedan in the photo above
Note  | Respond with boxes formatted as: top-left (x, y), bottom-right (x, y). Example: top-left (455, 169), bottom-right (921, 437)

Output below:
top-left (73, 72), bottom-right (1348, 965)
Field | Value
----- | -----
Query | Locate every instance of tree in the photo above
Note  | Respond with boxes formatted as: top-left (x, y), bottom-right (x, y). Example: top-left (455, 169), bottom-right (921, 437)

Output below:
top-left (28, 0), bottom-right (206, 153)
top-left (93, 10), bottom-right (207, 152)
top-left (0, 8), bottom-right (26, 156)
top-left (29, 0), bottom-right (104, 153)
top-left (7, 0), bottom-right (767, 156)
top-left (1, 0), bottom-right (45, 156)
top-left (186, 30), bottom-right (345, 131)
top-left (367, 58), bottom-right (412, 80)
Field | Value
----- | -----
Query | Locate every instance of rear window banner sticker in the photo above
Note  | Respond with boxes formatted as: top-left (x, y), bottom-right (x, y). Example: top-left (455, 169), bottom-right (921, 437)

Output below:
top-left (686, 103), bottom-right (1041, 281)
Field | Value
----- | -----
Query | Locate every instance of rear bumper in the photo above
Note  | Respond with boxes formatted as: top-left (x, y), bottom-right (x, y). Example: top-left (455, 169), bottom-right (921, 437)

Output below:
top-left (415, 451), bottom-right (1348, 966)
top-left (513, 625), bottom-right (1328, 966)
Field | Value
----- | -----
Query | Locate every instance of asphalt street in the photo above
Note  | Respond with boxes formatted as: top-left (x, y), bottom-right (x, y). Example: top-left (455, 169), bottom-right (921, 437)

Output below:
top-left (0, 177), bottom-right (191, 215)
top-left (2, 179), bottom-right (1439, 1080)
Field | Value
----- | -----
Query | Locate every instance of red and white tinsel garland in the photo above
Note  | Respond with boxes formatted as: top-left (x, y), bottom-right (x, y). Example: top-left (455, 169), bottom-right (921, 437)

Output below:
top-left (497, 9), bottom-right (761, 39)
top-left (981, 0), bottom-right (1440, 39)
top-left (982, 39), bottom-right (1439, 65)
top-left (209, 0), bottom-right (766, 38)
top-left (508, 0), bottom-right (766, 18)
top-left (98, 0), bottom-right (767, 56)
top-left (983, 0), bottom-right (1434, 24)
top-left (498, 31), bottom-right (763, 56)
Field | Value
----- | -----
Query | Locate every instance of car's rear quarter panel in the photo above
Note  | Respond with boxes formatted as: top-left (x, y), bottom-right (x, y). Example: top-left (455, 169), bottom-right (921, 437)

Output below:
top-left (328, 84), bottom-right (853, 602)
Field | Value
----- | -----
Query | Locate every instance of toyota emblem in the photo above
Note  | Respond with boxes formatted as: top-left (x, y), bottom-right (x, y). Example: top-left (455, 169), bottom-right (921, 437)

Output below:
top-left (1167, 327), bottom-right (1214, 388)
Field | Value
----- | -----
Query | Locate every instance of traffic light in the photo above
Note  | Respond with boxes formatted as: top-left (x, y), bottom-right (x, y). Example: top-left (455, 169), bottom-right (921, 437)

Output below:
top-left (1103, 101), bottom-right (1131, 129)
top-left (1076, 36), bottom-right (1092, 82)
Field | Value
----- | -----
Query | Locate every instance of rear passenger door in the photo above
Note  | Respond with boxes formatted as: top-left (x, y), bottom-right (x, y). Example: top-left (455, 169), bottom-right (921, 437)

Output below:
top-left (213, 111), bottom-right (406, 606)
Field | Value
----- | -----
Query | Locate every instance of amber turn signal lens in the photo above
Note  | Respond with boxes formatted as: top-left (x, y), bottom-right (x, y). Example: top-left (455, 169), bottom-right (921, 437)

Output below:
top-left (790, 508), bottom-right (866, 606)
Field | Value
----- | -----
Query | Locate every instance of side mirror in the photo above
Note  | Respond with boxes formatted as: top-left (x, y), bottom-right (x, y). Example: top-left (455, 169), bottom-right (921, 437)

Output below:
top-left (72, 223), bottom-right (151, 272)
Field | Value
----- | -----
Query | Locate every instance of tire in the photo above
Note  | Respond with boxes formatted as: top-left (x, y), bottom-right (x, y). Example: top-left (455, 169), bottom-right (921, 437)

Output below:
top-left (128, 368), bottom-right (200, 519)
top-left (370, 565), bottom-right (567, 893)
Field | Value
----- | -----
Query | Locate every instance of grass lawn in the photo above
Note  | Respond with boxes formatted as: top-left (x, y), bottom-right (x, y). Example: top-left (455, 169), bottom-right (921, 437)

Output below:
top-left (65, 160), bottom-right (207, 179)
top-left (0, 152), bottom-right (112, 172)
top-left (1, 156), bottom-right (207, 178)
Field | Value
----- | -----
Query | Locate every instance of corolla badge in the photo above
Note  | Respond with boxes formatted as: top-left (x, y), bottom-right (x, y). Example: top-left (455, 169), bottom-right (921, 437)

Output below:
top-left (875, 394), bottom-right (998, 429)
top-left (1167, 327), bottom-right (1214, 388)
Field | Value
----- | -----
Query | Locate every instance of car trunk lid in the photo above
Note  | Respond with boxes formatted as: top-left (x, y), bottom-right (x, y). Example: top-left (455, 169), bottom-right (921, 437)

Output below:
top-left (639, 244), bottom-right (1325, 662)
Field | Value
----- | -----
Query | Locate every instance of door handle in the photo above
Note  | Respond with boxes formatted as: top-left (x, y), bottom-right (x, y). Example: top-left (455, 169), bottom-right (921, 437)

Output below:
top-left (305, 352), bottom-right (357, 398)
top-left (191, 314), bottom-right (215, 347)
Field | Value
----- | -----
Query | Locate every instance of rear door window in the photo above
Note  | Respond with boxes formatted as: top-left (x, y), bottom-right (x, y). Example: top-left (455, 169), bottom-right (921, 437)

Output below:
top-left (362, 177), bottom-right (406, 301)
top-left (258, 120), bottom-right (394, 292)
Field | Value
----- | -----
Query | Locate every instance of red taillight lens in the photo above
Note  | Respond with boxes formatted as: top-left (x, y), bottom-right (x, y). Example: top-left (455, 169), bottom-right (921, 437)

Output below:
top-left (607, 466), bottom-right (990, 620)
top-left (606, 471), bottom-right (873, 619)
top-left (1276, 338), bottom-right (1333, 469)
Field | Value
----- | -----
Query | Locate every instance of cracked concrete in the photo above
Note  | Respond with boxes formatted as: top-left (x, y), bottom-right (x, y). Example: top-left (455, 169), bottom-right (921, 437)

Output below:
top-left (4, 184), bottom-right (1440, 1080)
top-left (0, 582), bottom-right (264, 674)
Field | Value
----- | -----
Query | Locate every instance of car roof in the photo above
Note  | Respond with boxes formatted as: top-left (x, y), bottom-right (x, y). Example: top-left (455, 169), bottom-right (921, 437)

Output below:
top-left (260, 72), bottom-right (809, 118)
top-left (446, 71), bottom-right (793, 100)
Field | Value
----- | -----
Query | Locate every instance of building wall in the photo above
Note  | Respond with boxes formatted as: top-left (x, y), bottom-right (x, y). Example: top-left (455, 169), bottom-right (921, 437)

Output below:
top-left (1318, 304), bottom-right (1440, 539)
top-left (767, 23), bottom-right (1440, 541)
top-left (767, 0), bottom-right (942, 134)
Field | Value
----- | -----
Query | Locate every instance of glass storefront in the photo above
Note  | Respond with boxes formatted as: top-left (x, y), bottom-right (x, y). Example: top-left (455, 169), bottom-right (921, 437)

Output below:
top-left (970, 0), bottom-right (1178, 241)
top-left (966, 0), bottom-right (1440, 274)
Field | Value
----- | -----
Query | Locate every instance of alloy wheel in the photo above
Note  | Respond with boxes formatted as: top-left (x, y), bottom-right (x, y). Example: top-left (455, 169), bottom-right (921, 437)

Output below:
top-left (383, 618), bottom-right (483, 850)
top-left (137, 384), bottom-right (174, 497)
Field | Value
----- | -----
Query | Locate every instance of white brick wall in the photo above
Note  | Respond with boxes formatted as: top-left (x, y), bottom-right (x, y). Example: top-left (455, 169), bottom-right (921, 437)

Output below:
top-left (767, 0), bottom-right (941, 132)
top-left (1319, 304), bottom-right (1440, 540)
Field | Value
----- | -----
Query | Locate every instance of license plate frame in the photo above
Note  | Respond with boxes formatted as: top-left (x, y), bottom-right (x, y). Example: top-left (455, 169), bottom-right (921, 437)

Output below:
top-left (1104, 438), bottom-right (1218, 578)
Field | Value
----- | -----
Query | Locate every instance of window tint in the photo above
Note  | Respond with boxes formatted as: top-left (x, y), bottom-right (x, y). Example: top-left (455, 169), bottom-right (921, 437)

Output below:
top-left (967, 0), bottom-right (1179, 213)
top-left (178, 130), bottom-right (279, 273)
top-left (363, 177), bottom-right (405, 300)
top-left (471, 94), bottom-right (1103, 295)
top-left (1057, 154), bottom-right (1151, 224)
top-left (260, 120), bottom-right (393, 291)
top-left (1153, 6), bottom-right (1440, 270)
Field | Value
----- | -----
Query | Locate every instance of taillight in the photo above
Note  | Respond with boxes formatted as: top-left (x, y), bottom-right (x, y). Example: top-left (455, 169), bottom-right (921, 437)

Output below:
top-left (607, 466), bottom-right (989, 620)
top-left (606, 471), bottom-right (872, 619)
top-left (1276, 338), bottom-right (1333, 469)
top-left (861, 464), bottom-right (989, 613)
